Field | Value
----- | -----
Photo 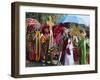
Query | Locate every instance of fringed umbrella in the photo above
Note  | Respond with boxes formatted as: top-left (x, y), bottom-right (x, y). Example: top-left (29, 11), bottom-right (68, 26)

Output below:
top-left (26, 18), bottom-right (41, 32)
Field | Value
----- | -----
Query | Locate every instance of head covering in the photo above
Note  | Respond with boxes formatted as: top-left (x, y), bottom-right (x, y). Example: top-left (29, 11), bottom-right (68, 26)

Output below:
top-left (41, 24), bottom-right (50, 34)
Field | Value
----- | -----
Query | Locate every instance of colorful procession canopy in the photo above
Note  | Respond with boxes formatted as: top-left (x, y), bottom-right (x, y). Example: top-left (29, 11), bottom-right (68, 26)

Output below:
top-left (26, 18), bottom-right (39, 26)
top-left (26, 18), bottom-right (41, 31)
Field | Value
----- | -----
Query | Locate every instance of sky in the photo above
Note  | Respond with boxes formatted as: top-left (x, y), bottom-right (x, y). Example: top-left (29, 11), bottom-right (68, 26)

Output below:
top-left (75, 15), bottom-right (90, 26)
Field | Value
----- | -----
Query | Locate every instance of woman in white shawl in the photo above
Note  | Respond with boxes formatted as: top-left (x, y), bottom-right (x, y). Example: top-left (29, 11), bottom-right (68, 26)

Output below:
top-left (64, 29), bottom-right (74, 65)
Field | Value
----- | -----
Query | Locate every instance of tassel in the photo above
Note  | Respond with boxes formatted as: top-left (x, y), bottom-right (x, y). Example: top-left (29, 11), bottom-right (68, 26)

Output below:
top-left (36, 31), bottom-right (40, 61)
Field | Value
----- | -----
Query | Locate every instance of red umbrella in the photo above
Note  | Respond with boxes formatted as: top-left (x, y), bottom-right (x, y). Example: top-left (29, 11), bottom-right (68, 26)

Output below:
top-left (26, 18), bottom-right (41, 33)
top-left (26, 18), bottom-right (40, 26)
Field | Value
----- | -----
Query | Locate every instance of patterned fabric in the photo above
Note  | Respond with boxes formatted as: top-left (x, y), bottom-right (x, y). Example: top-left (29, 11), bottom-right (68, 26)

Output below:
top-left (53, 24), bottom-right (63, 45)
top-left (26, 18), bottom-right (40, 26)
top-left (26, 18), bottom-right (41, 61)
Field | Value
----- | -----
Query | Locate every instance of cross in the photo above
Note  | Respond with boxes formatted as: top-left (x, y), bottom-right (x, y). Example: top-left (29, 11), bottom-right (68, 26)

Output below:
top-left (46, 16), bottom-right (54, 48)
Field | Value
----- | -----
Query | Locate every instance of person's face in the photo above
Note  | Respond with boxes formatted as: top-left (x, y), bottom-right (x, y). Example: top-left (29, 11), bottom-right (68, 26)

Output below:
top-left (80, 31), bottom-right (86, 39)
top-left (44, 28), bottom-right (49, 33)
top-left (64, 27), bottom-right (68, 35)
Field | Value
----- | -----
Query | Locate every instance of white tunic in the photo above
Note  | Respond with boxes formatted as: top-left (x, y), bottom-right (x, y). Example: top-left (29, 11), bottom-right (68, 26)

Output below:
top-left (64, 39), bottom-right (74, 65)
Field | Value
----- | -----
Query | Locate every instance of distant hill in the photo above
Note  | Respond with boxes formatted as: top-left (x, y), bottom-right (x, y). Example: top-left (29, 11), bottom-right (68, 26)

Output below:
top-left (62, 22), bottom-right (89, 31)
top-left (62, 22), bottom-right (89, 37)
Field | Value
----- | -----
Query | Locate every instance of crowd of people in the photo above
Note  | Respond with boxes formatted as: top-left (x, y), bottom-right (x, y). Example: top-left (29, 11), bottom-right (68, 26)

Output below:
top-left (26, 16), bottom-right (89, 66)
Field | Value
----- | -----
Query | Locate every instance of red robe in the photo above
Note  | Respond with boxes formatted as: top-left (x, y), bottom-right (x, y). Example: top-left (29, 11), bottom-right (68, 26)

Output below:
top-left (26, 34), bottom-right (36, 61)
top-left (60, 39), bottom-right (68, 65)
top-left (73, 46), bottom-right (78, 62)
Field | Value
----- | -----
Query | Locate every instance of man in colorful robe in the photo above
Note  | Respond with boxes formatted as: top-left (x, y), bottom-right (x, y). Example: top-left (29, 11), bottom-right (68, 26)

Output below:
top-left (40, 24), bottom-right (50, 64)
top-left (26, 18), bottom-right (41, 61)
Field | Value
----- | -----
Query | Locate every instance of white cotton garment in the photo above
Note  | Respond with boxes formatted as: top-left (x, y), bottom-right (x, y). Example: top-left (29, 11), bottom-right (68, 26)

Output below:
top-left (64, 39), bottom-right (74, 65)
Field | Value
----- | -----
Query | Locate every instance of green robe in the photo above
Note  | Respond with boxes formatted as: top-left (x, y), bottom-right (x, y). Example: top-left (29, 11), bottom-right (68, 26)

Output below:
top-left (78, 39), bottom-right (86, 64)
